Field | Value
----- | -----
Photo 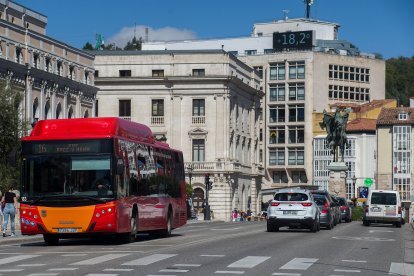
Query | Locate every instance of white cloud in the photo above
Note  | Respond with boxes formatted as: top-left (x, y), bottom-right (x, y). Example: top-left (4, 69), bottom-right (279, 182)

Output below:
top-left (106, 25), bottom-right (197, 47)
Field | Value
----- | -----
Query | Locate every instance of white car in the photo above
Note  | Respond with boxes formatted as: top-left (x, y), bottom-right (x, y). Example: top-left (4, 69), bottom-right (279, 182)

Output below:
top-left (363, 189), bottom-right (402, 227)
top-left (267, 188), bottom-right (320, 232)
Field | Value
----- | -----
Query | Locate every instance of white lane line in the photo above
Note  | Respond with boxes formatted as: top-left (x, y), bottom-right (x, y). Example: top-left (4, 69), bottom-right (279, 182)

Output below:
top-left (211, 227), bottom-right (242, 231)
top-left (215, 271), bottom-right (245, 274)
top-left (85, 274), bottom-right (118, 276)
top-left (334, 269), bottom-right (361, 273)
top-left (122, 254), bottom-right (177, 266)
top-left (0, 269), bottom-right (24, 272)
top-left (27, 274), bottom-right (59, 276)
top-left (0, 254), bottom-right (40, 265)
top-left (48, 268), bottom-right (79, 271)
top-left (61, 254), bottom-right (88, 257)
top-left (272, 273), bottom-right (302, 276)
top-left (369, 230), bottom-right (393, 233)
top-left (104, 269), bottom-right (134, 272)
top-left (200, 254), bottom-right (225, 257)
top-left (389, 262), bottom-right (414, 275)
top-left (228, 256), bottom-right (271, 268)
top-left (159, 269), bottom-right (189, 273)
top-left (174, 264), bottom-right (202, 267)
top-left (280, 258), bottom-right (319, 270)
top-left (70, 253), bottom-right (130, 265)
top-left (342, 260), bottom-right (367, 263)
top-left (18, 264), bottom-right (46, 267)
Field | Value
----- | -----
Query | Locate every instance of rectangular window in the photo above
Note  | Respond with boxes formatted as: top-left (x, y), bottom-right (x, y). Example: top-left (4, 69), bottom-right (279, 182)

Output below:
top-left (273, 171), bottom-right (288, 183)
top-left (152, 69), bottom-right (164, 77)
top-left (269, 149), bottom-right (285, 166)
top-left (192, 69), bottom-right (205, 77)
top-left (288, 105), bottom-right (304, 122)
top-left (269, 63), bottom-right (285, 80)
top-left (269, 84), bottom-right (285, 101)
top-left (192, 139), bottom-right (205, 162)
top-left (192, 99), bottom-right (205, 116)
top-left (288, 126), bottom-right (304, 144)
top-left (289, 61), bottom-right (305, 79)
top-left (119, 100), bottom-right (131, 117)
top-left (119, 70), bottom-right (131, 77)
top-left (289, 83), bottom-right (305, 100)
top-left (94, 70), bottom-right (99, 78)
top-left (269, 127), bottom-right (285, 144)
top-left (245, 50), bottom-right (257, 55)
top-left (288, 148), bottom-right (304, 165)
top-left (264, 49), bottom-right (274, 54)
top-left (292, 171), bottom-right (307, 183)
top-left (269, 106), bottom-right (285, 123)
top-left (152, 99), bottom-right (164, 116)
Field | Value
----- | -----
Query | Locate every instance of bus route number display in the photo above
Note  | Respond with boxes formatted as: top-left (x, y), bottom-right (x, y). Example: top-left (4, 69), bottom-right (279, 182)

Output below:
top-left (33, 141), bottom-right (100, 154)
top-left (273, 30), bottom-right (313, 52)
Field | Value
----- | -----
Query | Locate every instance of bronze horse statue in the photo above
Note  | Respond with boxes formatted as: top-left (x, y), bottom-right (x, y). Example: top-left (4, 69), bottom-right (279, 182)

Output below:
top-left (319, 109), bottom-right (349, 162)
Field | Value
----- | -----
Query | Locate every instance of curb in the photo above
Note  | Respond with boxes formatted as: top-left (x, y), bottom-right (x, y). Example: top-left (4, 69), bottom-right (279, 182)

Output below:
top-left (0, 235), bottom-right (43, 246)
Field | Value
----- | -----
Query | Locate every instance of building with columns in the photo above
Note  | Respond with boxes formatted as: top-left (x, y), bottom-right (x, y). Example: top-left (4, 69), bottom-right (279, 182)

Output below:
top-left (0, 0), bottom-right (97, 132)
top-left (93, 50), bottom-right (264, 221)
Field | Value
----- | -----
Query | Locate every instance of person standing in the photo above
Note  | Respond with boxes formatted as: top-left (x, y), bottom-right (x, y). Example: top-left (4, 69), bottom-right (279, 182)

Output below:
top-left (1, 183), bottom-right (18, 237)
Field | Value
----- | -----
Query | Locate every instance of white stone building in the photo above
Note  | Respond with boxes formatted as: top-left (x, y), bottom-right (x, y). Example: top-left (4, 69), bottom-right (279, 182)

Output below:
top-left (142, 18), bottom-right (386, 208)
top-left (94, 50), bottom-right (264, 221)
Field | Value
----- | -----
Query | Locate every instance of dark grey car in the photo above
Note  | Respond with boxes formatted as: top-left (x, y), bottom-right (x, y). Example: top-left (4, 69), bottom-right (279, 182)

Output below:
top-left (310, 190), bottom-right (340, 226)
top-left (313, 194), bottom-right (335, 230)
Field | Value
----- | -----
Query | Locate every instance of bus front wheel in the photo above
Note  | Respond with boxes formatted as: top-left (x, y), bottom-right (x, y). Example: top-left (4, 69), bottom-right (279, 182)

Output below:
top-left (43, 234), bottom-right (59, 246)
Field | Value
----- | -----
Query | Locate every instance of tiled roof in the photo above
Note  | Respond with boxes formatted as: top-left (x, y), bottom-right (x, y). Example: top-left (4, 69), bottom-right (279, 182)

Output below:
top-left (330, 99), bottom-right (395, 113)
top-left (346, 118), bottom-right (377, 133)
top-left (377, 107), bottom-right (414, 126)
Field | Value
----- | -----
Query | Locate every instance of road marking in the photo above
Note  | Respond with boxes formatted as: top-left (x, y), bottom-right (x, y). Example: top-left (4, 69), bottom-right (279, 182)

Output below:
top-left (70, 253), bottom-right (130, 265)
top-left (159, 269), bottom-right (189, 273)
top-left (332, 236), bottom-right (395, 242)
top-left (27, 274), bottom-right (59, 276)
top-left (369, 230), bottom-right (393, 233)
top-left (215, 271), bottom-right (245, 274)
top-left (389, 262), bottom-right (414, 275)
top-left (174, 264), bottom-right (202, 267)
top-left (280, 258), bottom-right (319, 270)
top-left (104, 269), bottom-right (134, 272)
top-left (342, 260), bottom-right (367, 263)
top-left (334, 269), bottom-right (361, 273)
top-left (212, 227), bottom-right (242, 231)
top-left (122, 254), bottom-right (177, 266)
top-left (272, 273), bottom-right (302, 276)
top-left (18, 264), bottom-right (46, 267)
top-left (228, 256), bottom-right (271, 268)
top-left (61, 254), bottom-right (88, 256)
top-left (0, 254), bottom-right (40, 265)
top-left (200, 254), bottom-right (225, 257)
top-left (85, 274), bottom-right (118, 276)
top-left (0, 269), bottom-right (24, 272)
top-left (48, 268), bottom-right (78, 271)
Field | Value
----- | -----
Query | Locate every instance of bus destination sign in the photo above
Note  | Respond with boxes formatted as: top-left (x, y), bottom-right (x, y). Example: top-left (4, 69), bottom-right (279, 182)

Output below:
top-left (32, 141), bottom-right (101, 154)
top-left (273, 30), bottom-right (313, 52)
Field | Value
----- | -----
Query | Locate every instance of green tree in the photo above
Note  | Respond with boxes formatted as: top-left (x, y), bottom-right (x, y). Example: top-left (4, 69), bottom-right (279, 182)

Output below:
top-left (186, 182), bottom-right (193, 198)
top-left (124, 36), bottom-right (142, 51)
top-left (0, 79), bottom-right (23, 192)
top-left (386, 56), bottom-right (414, 106)
top-left (82, 42), bottom-right (94, 51)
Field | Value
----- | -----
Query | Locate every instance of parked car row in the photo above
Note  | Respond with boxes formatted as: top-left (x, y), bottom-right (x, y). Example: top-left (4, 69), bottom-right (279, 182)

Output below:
top-left (266, 188), bottom-right (352, 233)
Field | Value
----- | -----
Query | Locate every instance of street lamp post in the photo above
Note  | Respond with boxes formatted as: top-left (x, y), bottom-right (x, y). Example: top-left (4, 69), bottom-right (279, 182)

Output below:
top-left (351, 177), bottom-right (357, 207)
top-left (186, 164), bottom-right (193, 219)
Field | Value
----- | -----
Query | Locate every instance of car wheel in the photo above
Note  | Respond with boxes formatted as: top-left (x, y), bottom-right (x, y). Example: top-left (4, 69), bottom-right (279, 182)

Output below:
top-left (267, 222), bottom-right (279, 232)
top-left (363, 220), bottom-right (370, 226)
top-left (395, 221), bottom-right (402, 228)
top-left (310, 220), bottom-right (318, 233)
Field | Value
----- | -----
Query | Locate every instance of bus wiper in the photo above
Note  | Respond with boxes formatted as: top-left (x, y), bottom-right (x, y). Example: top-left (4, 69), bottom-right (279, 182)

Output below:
top-left (29, 193), bottom-right (65, 206)
top-left (71, 195), bottom-right (106, 203)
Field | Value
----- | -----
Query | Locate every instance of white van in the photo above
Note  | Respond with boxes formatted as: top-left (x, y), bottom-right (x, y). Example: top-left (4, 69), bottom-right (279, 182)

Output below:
top-left (363, 190), bottom-right (402, 228)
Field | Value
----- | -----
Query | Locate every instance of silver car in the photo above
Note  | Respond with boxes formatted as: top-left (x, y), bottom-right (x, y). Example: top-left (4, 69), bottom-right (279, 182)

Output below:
top-left (267, 188), bottom-right (320, 232)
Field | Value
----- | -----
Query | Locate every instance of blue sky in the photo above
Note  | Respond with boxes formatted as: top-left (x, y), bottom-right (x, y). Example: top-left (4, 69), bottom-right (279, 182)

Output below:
top-left (16, 0), bottom-right (414, 59)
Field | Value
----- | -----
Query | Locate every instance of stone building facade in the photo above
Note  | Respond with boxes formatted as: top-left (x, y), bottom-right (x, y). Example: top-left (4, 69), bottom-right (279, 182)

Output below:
top-left (93, 50), bottom-right (264, 221)
top-left (0, 0), bottom-right (97, 132)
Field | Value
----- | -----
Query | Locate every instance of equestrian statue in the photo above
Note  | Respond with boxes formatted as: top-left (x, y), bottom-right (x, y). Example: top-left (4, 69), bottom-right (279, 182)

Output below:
top-left (319, 109), bottom-right (350, 162)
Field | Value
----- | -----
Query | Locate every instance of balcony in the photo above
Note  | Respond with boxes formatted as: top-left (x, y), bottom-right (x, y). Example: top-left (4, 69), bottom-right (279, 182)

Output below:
top-left (119, 116), bottom-right (131, 121)
top-left (192, 116), bottom-right (205, 125)
top-left (151, 116), bottom-right (164, 125)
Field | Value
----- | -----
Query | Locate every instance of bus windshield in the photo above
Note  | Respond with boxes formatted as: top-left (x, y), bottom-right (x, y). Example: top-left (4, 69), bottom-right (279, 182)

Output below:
top-left (22, 155), bottom-right (114, 199)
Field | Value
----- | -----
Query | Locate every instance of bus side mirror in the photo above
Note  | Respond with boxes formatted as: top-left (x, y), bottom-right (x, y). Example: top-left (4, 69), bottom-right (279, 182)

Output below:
top-left (116, 159), bottom-right (124, 174)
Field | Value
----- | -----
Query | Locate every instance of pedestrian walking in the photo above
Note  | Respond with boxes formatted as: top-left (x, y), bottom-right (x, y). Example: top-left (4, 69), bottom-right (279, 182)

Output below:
top-left (232, 209), bottom-right (237, 222)
top-left (1, 181), bottom-right (18, 237)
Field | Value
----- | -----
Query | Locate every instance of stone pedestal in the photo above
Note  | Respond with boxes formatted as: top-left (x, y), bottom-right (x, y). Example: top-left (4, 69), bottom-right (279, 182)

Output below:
top-left (327, 162), bottom-right (348, 198)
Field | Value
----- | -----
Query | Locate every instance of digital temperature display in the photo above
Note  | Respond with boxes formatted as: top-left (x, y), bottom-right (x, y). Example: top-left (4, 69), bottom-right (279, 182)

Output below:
top-left (273, 31), bottom-right (313, 51)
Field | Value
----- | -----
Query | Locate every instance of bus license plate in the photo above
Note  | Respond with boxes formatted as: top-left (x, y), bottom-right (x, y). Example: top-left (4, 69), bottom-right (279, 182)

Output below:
top-left (283, 211), bottom-right (297, 215)
top-left (57, 228), bottom-right (78, 233)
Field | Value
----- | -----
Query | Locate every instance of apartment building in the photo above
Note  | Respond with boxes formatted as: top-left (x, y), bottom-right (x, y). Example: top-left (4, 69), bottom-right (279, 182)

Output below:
top-left (0, 0), bottom-right (97, 130)
top-left (142, 18), bottom-right (386, 204)
top-left (93, 50), bottom-right (264, 221)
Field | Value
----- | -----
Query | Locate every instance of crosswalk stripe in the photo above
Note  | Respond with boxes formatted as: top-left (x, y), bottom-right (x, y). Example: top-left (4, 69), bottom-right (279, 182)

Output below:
top-left (280, 258), bottom-right (319, 270)
top-left (334, 269), bottom-right (361, 273)
top-left (174, 264), bottom-right (202, 267)
top-left (389, 262), bottom-right (414, 276)
top-left (104, 269), bottom-right (134, 272)
top-left (228, 256), bottom-right (271, 268)
top-left (0, 255), bottom-right (40, 265)
top-left (215, 271), bottom-right (245, 274)
top-left (85, 274), bottom-right (118, 276)
top-left (48, 268), bottom-right (78, 271)
top-left (159, 269), bottom-right (189, 273)
top-left (272, 273), bottom-right (301, 276)
top-left (122, 254), bottom-right (177, 266)
top-left (0, 269), bottom-right (24, 272)
top-left (70, 254), bottom-right (130, 265)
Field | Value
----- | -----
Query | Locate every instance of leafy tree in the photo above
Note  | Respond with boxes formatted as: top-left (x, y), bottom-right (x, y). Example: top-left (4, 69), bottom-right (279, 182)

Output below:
top-left (0, 79), bottom-right (23, 192)
top-left (186, 182), bottom-right (193, 198)
top-left (82, 42), bottom-right (94, 51)
top-left (124, 36), bottom-right (142, 51)
top-left (386, 56), bottom-right (414, 106)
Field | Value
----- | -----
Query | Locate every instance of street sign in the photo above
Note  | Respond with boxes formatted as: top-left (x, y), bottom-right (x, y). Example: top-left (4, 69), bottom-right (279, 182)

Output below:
top-left (364, 178), bottom-right (373, 187)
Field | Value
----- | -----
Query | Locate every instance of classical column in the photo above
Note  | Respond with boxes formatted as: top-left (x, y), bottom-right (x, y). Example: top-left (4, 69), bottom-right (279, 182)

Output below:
top-left (63, 89), bottom-right (68, 119)
top-left (76, 91), bottom-right (82, 118)
top-left (39, 81), bottom-right (46, 119)
top-left (91, 96), bottom-right (96, 118)
top-left (51, 84), bottom-right (57, 119)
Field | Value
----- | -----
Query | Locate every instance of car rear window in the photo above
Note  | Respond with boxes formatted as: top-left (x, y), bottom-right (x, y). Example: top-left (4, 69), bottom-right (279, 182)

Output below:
top-left (274, 193), bottom-right (308, 201)
top-left (371, 193), bottom-right (397, 205)
top-left (337, 198), bottom-right (347, 205)
top-left (313, 195), bottom-right (327, 205)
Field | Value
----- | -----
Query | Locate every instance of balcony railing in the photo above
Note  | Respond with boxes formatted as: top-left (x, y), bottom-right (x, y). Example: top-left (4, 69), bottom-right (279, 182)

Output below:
top-left (192, 116), bottom-right (205, 124)
top-left (151, 116), bottom-right (164, 125)
top-left (119, 116), bottom-right (131, 121)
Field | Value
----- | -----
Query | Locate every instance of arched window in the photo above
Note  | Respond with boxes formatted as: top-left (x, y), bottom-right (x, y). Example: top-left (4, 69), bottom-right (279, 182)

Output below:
top-left (32, 97), bottom-right (39, 120)
top-left (83, 110), bottom-right (89, 118)
top-left (44, 100), bottom-right (51, 119)
top-left (56, 103), bottom-right (62, 119)
top-left (68, 106), bottom-right (74, 119)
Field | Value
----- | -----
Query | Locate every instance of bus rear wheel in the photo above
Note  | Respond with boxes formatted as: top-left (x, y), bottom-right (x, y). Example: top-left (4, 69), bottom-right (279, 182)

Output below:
top-left (43, 234), bottom-right (59, 246)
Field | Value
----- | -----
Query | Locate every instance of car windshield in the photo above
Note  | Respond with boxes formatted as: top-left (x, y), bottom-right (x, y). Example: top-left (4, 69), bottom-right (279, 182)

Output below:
top-left (313, 195), bottom-right (327, 205)
top-left (371, 193), bottom-right (397, 205)
top-left (274, 192), bottom-right (308, 201)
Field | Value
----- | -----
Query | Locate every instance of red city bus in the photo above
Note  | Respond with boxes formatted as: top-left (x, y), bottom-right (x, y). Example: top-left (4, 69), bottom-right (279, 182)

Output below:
top-left (19, 117), bottom-right (187, 245)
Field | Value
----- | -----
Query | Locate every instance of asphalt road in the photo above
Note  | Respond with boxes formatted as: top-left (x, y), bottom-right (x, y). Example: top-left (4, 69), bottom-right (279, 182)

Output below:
top-left (0, 220), bottom-right (413, 276)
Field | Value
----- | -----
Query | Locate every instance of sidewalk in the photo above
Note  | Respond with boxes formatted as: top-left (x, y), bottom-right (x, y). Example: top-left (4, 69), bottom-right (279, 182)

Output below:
top-left (0, 231), bottom-right (43, 246)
